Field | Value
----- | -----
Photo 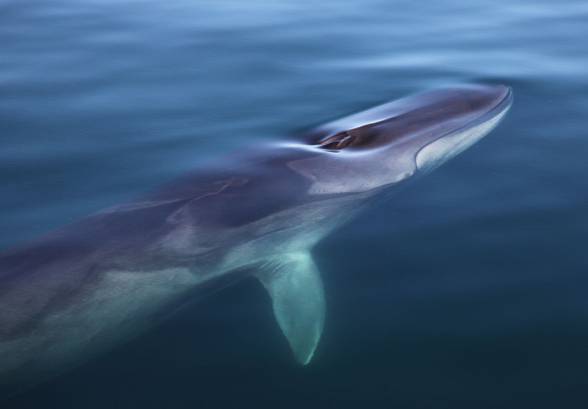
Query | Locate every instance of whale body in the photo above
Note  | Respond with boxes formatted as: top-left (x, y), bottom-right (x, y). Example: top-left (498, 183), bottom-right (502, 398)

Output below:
top-left (0, 84), bottom-right (512, 393)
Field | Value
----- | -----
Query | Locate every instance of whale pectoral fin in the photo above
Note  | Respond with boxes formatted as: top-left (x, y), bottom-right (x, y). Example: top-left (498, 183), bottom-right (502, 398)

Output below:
top-left (255, 252), bottom-right (325, 365)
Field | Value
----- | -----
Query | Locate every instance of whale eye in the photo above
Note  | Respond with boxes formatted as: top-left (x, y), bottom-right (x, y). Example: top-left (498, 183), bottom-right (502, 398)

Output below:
top-left (317, 127), bottom-right (375, 151)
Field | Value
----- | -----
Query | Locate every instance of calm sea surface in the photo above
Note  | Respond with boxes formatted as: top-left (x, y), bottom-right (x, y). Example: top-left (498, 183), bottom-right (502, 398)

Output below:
top-left (2, 0), bottom-right (588, 407)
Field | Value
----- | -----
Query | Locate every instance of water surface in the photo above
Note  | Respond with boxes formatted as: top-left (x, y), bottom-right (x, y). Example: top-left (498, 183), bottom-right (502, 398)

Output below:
top-left (1, 0), bottom-right (588, 407)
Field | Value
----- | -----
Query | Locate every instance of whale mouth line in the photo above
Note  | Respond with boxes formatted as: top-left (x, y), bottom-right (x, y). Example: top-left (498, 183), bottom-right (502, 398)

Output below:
top-left (443, 85), bottom-right (513, 140)
top-left (415, 87), bottom-right (512, 172)
top-left (409, 85), bottom-right (513, 157)
top-left (312, 85), bottom-right (513, 153)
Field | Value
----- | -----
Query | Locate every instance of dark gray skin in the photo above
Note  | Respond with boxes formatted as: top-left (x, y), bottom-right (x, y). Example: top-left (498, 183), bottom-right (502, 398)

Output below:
top-left (0, 84), bottom-right (512, 394)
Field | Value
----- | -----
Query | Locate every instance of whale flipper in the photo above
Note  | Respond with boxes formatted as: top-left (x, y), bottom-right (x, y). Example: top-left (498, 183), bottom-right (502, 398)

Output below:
top-left (256, 252), bottom-right (325, 365)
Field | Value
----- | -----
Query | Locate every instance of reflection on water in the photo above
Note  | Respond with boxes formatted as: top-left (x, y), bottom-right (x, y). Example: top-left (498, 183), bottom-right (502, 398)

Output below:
top-left (1, 0), bottom-right (588, 407)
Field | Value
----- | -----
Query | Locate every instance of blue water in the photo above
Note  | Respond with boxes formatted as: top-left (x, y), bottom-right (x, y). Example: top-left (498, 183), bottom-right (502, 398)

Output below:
top-left (2, 0), bottom-right (588, 407)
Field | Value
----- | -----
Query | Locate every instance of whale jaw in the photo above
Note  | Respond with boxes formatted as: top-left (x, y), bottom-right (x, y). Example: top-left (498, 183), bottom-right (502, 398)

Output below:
top-left (416, 106), bottom-right (510, 173)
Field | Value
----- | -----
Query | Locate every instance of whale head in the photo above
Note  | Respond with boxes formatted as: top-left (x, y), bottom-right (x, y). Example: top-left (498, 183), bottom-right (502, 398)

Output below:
top-left (291, 84), bottom-right (512, 195)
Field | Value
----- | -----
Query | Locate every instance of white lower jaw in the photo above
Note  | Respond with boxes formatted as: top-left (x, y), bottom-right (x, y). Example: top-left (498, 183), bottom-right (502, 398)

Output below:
top-left (415, 108), bottom-right (509, 172)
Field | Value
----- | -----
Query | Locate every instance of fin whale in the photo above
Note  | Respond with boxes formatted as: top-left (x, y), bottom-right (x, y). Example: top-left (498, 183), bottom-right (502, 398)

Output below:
top-left (0, 84), bottom-right (512, 392)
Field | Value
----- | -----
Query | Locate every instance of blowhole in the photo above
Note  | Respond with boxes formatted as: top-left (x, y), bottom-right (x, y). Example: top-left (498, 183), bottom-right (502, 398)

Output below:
top-left (316, 127), bottom-right (375, 151)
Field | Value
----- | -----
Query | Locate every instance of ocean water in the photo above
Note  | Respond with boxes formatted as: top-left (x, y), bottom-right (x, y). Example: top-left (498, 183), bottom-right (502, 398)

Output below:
top-left (1, 0), bottom-right (588, 407)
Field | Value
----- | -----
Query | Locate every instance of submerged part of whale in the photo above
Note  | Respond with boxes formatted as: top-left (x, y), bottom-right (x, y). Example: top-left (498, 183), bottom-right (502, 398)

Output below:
top-left (0, 84), bottom-right (512, 393)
